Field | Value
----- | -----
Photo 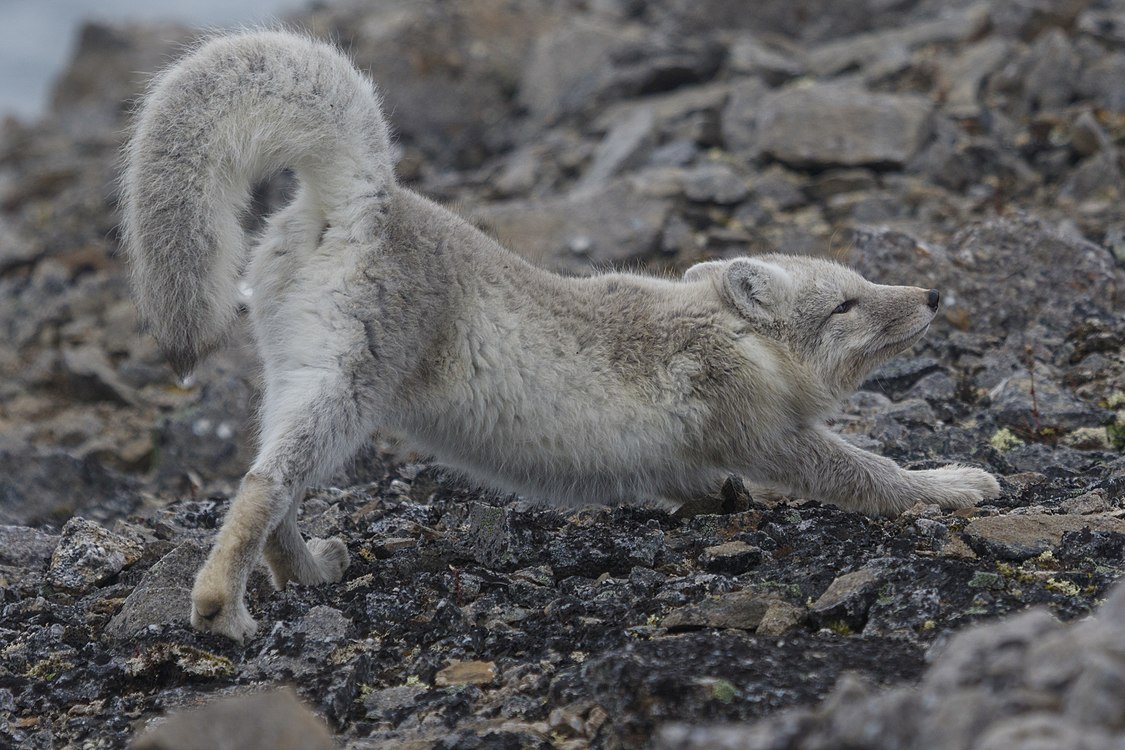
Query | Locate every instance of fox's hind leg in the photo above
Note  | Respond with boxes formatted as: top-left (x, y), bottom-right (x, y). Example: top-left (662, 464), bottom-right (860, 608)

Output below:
top-left (190, 368), bottom-right (369, 641)
top-left (263, 488), bottom-right (350, 589)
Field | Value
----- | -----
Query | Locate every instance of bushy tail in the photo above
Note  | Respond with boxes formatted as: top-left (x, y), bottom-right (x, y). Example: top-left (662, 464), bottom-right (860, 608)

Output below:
top-left (121, 30), bottom-right (394, 376)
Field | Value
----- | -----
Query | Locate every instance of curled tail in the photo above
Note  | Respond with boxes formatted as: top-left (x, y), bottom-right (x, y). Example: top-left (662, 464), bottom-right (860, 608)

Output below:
top-left (121, 31), bottom-right (394, 376)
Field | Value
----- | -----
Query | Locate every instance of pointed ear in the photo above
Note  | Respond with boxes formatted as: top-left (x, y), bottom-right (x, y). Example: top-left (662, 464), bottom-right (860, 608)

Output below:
top-left (723, 258), bottom-right (792, 317)
top-left (683, 260), bottom-right (726, 283)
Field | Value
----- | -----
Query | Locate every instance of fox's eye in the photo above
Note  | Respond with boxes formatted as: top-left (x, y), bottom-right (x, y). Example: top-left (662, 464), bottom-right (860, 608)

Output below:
top-left (832, 300), bottom-right (856, 315)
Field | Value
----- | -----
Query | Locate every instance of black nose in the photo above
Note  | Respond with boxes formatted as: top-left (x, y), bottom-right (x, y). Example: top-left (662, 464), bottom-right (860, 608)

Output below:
top-left (926, 289), bottom-right (940, 311)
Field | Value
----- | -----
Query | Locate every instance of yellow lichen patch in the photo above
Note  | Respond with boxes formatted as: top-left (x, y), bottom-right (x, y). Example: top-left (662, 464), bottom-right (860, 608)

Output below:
top-left (989, 428), bottom-right (1024, 452)
top-left (1045, 578), bottom-right (1081, 597)
top-left (124, 643), bottom-right (234, 679)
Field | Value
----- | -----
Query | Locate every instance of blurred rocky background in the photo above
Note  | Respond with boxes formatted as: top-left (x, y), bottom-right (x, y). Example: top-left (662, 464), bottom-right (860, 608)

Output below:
top-left (1, 0), bottom-right (1124, 748)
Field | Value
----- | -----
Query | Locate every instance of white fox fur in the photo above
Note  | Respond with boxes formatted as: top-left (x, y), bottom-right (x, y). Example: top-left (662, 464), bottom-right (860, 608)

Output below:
top-left (121, 31), bottom-right (1000, 641)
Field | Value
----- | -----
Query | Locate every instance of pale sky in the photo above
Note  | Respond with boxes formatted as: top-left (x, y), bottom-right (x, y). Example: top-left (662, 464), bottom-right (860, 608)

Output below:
top-left (0, 0), bottom-right (301, 120)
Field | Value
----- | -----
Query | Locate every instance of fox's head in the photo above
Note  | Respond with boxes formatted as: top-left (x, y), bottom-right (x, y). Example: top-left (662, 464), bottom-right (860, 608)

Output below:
top-left (686, 254), bottom-right (940, 401)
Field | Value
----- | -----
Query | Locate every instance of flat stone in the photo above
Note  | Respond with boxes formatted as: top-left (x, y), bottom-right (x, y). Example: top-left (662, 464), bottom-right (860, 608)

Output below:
top-left (663, 591), bottom-right (775, 631)
top-left (682, 164), bottom-right (749, 205)
top-left (809, 567), bottom-right (883, 631)
top-left (742, 82), bottom-right (933, 168)
top-left (46, 517), bottom-right (143, 594)
top-left (106, 542), bottom-right (205, 638)
top-left (363, 685), bottom-right (426, 721)
top-left (699, 541), bottom-right (762, 574)
top-left (756, 600), bottom-right (805, 637)
top-left (963, 514), bottom-right (1125, 560)
top-left (435, 660), bottom-right (498, 687)
top-left (473, 176), bottom-right (672, 273)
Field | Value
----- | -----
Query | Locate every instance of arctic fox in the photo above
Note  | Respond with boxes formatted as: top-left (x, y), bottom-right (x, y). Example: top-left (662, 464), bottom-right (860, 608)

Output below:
top-left (121, 31), bottom-right (1000, 641)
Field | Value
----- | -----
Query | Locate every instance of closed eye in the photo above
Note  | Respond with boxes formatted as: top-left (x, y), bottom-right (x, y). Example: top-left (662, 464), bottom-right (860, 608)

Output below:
top-left (832, 299), bottom-right (857, 315)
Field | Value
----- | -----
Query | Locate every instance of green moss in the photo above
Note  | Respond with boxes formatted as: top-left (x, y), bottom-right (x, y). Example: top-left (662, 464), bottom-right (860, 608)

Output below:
top-left (969, 571), bottom-right (1005, 590)
top-left (710, 679), bottom-right (738, 704)
top-left (826, 620), bottom-right (853, 636)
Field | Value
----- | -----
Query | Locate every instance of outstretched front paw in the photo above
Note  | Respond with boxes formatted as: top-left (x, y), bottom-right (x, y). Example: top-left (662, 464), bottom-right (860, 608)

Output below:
top-left (918, 465), bottom-right (1001, 509)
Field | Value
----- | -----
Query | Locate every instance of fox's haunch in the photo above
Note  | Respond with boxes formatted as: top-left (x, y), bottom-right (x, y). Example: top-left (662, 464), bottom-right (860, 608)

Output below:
top-left (120, 31), bottom-right (394, 375)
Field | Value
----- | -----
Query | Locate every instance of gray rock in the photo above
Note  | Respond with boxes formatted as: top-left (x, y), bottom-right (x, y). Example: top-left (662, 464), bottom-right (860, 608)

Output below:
top-left (473, 176), bottom-right (672, 273)
top-left (579, 106), bottom-right (657, 189)
top-left (962, 514), bottom-right (1125, 560)
top-left (727, 35), bottom-right (804, 85)
top-left (58, 344), bottom-right (142, 407)
top-left (699, 541), bottom-right (762, 574)
top-left (0, 445), bottom-right (142, 527)
top-left (106, 543), bottom-right (205, 639)
top-left (809, 566), bottom-right (883, 631)
top-left (324, 0), bottom-right (559, 169)
top-left (1023, 28), bottom-right (1082, 112)
top-left (519, 19), bottom-right (640, 123)
top-left (1070, 110), bottom-right (1112, 157)
top-left (519, 18), bottom-right (722, 125)
top-left (807, 5), bottom-right (990, 77)
top-left (1060, 149), bottom-right (1123, 202)
top-left (130, 688), bottom-right (332, 750)
top-left (847, 217), bottom-right (1117, 339)
top-left (1078, 8), bottom-right (1125, 46)
top-left (0, 525), bottom-right (59, 569)
top-left (47, 516), bottom-right (143, 594)
top-left (939, 38), bottom-right (1015, 117)
top-left (49, 22), bottom-right (197, 134)
top-left (682, 164), bottom-right (749, 205)
top-left (151, 357), bottom-right (257, 494)
top-left (663, 591), bottom-right (776, 631)
top-left (719, 77), bottom-right (770, 155)
top-left (740, 83), bottom-right (933, 168)
top-left (659, 581), bottom-right (1125, 749)
top-left (990, 375), bottom-right (1113, 434)
top-left (1080, 52), bottom-right (1125, 113)
top-left (363, 685), bottom-right (426, 722)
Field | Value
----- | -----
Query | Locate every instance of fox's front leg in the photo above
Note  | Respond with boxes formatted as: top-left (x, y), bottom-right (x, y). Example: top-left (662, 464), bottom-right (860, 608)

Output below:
top-left (756, 425), bottom-right (1000, 516)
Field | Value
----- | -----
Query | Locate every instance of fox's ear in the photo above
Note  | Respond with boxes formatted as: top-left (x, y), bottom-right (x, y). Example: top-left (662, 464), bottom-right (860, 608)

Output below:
top-left (723, 258), bottom-right (792, 317)
top-left (683, 260), bottom-right (726, 282)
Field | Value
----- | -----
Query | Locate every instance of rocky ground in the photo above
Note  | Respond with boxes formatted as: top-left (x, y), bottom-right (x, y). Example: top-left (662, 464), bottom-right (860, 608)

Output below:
top-left (1, 0), bottom-right (1125, 748)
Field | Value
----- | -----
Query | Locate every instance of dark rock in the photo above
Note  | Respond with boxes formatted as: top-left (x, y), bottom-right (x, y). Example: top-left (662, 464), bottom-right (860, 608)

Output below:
top-left (0, 525), bottom-right (59, 569)
top-left (151, 361), bottom-right (257, 494)
top-left (990, 375), bottom-right (1113, 434)
top-left (0, 445), bottom-right (142, 526)
top-left (808, 566), bottom-right (884, 632)
top-left (861, 357), bottom-right (944, 399)
top-left (663, 591), bottom-right (775, 630)
top-left (699, 541), bottom-right (763, 574)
